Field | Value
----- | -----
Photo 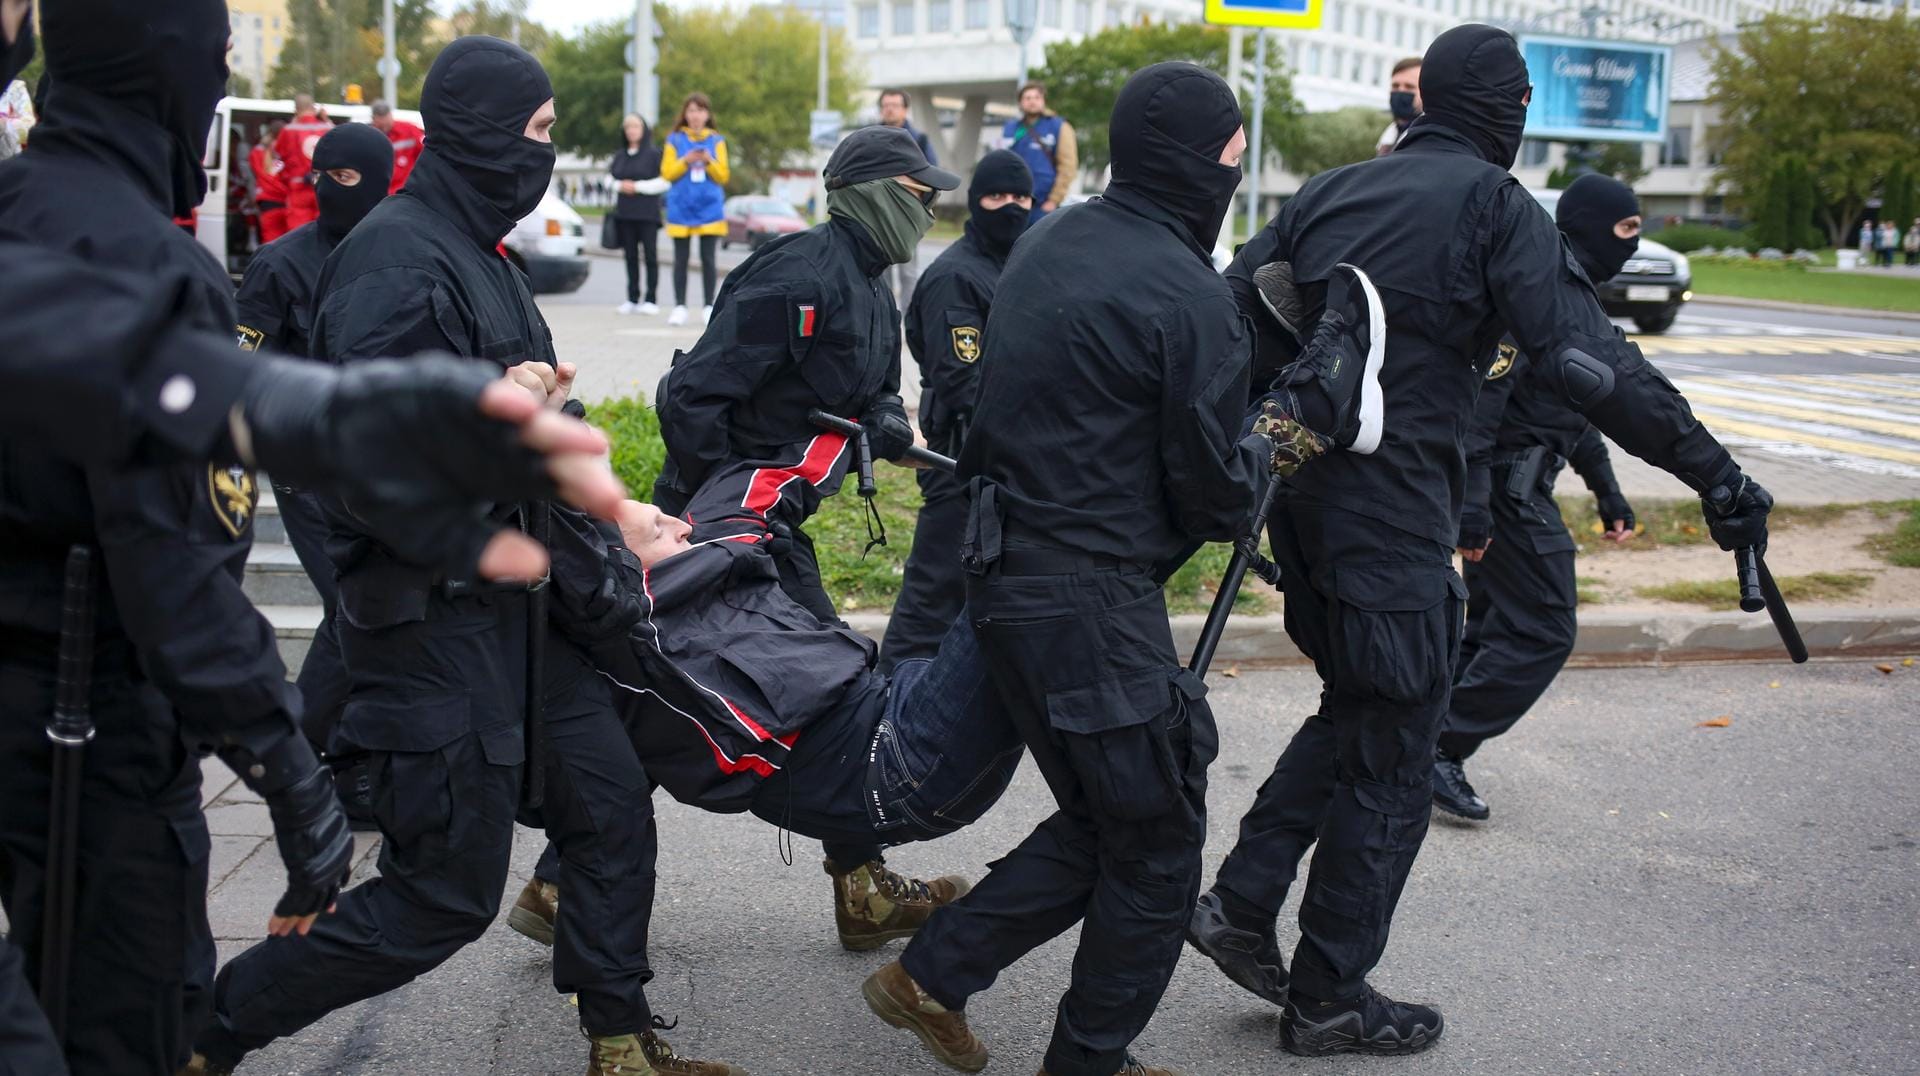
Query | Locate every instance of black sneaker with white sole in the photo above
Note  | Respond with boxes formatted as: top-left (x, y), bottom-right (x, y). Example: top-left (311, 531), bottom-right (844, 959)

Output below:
top-left (1280, 985), bottom-right (1444, 1057)
top-left (1185, 890), bottom-right (1289, 1006)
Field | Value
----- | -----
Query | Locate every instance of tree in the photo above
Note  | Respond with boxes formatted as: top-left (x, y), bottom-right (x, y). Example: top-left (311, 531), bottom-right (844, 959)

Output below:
top-left (543, 20), bottom-right (630, 160)
top-left (1030, 22), bottom-right (1302, 181)
top-left (1709, 11), bottom-right (1920, 246)
top-left (1546, 141), bottom-right (1649, 190)
top-left (450, 0), bottom-right (551, 57)
top-left (653, 4), bottom-right (862, 195)
top-left (1883, 160), bottom-right (1917, 234)
top-left (270, 0), bottom-right (439, 108)
top-left (1283, 107), bottom-right (1385, 178)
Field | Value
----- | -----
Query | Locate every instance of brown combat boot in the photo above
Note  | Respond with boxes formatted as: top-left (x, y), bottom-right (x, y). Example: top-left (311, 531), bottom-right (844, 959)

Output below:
top-left (508, 875), bottom-right (559, 947)
top-left (862, 960), bottom-right (989, 1073)
top-left (175, 1054), bottom-right (235, 1076)
top-left (587, 1032), bottom-right (656, 1076)
top-left (827, 857), bottom-right (971, 951)
top-left (1038, 1059), bottom-right (1188, 1076)
top-left (640, 1020), bottom-right (750, 1076)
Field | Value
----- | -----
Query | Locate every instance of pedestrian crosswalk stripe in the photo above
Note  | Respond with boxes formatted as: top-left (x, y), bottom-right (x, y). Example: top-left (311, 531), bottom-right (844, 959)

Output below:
top-left (1676, 388), bottom-right (1920, 441)
top-left (1773, 374), bottom-right (1920, 404)
top-left (1632, 334), bottom-right (1920, 355)
top-left (1681, 410), bottom-right (1920, 467)
top-left (1674, 375), bottom-right (1920, 419)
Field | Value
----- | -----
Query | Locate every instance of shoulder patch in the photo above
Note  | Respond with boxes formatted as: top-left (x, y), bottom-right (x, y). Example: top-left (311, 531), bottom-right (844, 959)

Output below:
top-left (236, 324), bottom-right (266, 352)
top-left (950, 325), bottom-right (982, 364)
top-left (208, 464), bottom-right (258, 539)
top-left (1487, 342), bottom-right (1518, 380)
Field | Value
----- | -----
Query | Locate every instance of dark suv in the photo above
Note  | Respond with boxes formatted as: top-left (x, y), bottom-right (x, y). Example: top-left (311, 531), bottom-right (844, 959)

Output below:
top-left (1530, 189), bottom-right (1693, 334)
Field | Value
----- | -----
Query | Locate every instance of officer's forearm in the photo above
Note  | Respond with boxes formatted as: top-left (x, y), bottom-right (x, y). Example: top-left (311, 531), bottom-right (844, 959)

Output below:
top-left (1576, 358), bottom-right (1737, 493)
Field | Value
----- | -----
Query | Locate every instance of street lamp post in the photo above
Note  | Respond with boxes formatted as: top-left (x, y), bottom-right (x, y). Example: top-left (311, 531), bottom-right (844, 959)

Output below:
top-left (379, 0), bottom-right (398, 105)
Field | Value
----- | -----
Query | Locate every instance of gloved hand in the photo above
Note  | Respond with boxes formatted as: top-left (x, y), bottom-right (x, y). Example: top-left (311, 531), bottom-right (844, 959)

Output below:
top-left (1456, 503), bottom-right (1493, 561)
top-left (1701, 473), bottom-right (1773, 552)
top-left (861, 398), bottom-right (915, 462)
top-left (217, 733), bottom-right (354, 936)
top-left (1594, 487), bottom-right (1636, 541)
top-left (1249, 397), bottom-right (1326, 477)
top-left (233, 356), bottom-right (620, 578)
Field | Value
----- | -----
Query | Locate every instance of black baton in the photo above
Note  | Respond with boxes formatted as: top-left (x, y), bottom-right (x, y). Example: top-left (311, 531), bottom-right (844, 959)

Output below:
top-left (1747, 549), bottom-right (1808, 664)
top-left (41, 545), bottom-right (97, 1041)
top-left (1735, 547), bottom-right (1765, 613)
top-left (808, 410), bottom-right (957, 473)
top-left (1189, 474), bottom-right (1283, 676)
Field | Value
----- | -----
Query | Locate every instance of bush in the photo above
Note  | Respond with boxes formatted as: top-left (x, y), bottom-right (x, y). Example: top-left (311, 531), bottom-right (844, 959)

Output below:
top-left (591, 394), bottom-right (668, 496)
top-left (1650, 222), bottom-right (1754, 252)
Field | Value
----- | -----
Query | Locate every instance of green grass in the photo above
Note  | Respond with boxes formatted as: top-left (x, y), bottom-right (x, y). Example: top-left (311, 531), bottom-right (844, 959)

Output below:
top-left (1865, 500), bottom-right (1920, 567)
top-left (1690, 259), bottom-right (1920, 313)
top-left (1558, 497), bottom-right (1859, 554)
top-left (1634, 571), bottom-right (1874, 610)
top-left (589, 394), bottom-right (1268, 615)
top-left (1575, 575), bottom-right (1606, 606)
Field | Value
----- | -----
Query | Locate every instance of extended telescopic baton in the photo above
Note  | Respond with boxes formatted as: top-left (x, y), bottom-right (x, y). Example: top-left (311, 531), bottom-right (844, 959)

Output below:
top-left (40, 545), bottom-right (97, 1041)
top-left (1188, 475), bottom-right (1285, 677)
top-left (807, 410), bottom-right (958, 474)
top-left (1735, 546), bottom-right (1808, 664)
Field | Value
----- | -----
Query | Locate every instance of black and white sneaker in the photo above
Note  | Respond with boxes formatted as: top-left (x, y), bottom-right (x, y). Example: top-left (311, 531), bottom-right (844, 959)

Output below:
top-left (1185, 890), bottom-right (1289, 1006)
top-left (1280, 985), bottom-right (1444, 1057)
top-left (1310, 262), bottom-right (1387, 455)
top-left (1433, 752), bottom-right (1491, 822)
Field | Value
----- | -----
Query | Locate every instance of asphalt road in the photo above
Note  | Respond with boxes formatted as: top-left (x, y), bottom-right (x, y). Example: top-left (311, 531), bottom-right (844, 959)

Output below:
top-left (226, 660), bottom-right (1920, 1075)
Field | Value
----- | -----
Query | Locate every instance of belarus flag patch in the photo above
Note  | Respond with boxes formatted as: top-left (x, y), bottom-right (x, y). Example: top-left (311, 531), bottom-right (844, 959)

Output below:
top-left (796, 304), bottom-right (816, 338)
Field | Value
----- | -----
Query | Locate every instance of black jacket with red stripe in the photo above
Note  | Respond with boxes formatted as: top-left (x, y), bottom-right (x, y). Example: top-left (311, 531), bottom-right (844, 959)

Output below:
top-left (548, 463), bottom-right (878, 812)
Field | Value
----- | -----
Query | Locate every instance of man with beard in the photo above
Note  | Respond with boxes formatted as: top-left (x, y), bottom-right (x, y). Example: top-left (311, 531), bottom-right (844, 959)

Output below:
top-left (1434, 174), bottom-right (1644, 822)
top-left (1186, 26), bottom-right (1771, 1056)
top-left (0, 3), bottom-right (355, 1071)
top-left (879, 148), bottom-right (1032, 672)
top-left (186, 38), bottom-right (710, 1076)
top-left (861, 63), bottom-right (1269, 1076)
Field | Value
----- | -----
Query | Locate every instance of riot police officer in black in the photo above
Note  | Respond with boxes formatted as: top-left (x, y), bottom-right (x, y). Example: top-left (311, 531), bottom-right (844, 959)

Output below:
top-left (1189, 25), bottom-right (1771, 1057)
top-left (1434, 173), bottom-right (1645, 821)
top-left (863, 63), bottom-right (1268, 1076)
top-left (879, 149), bottom-right (1033, 671)
top-left (0, 3), bottom-right (353, 1071)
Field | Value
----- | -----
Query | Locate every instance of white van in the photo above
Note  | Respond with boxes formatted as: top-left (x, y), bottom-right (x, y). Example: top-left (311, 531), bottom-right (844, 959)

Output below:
top-left (200, 96), bottom-right (587, 293)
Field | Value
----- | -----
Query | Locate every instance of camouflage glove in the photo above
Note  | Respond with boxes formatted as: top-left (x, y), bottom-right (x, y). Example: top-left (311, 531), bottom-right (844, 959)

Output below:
top-left (1250, 398), bottom-right (1327, 478)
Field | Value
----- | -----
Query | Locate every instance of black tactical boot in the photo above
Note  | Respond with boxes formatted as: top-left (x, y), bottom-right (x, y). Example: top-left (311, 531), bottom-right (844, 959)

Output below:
top-left (1268, 262), bottom-right (1387, 455)
top-left (1280, 984), bottom-right (1444, 1056)
top-left (1432, 752), bottom-right (1490, 821)
top-left (1185, 889), bottom-right (1288, 1006)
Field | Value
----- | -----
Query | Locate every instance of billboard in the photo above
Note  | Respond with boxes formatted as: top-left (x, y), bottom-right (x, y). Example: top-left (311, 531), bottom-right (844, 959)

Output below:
top-left (1203, 0), bottom-right (1323, 31)
top-left (1520, 35), bottom-right (1671, 143)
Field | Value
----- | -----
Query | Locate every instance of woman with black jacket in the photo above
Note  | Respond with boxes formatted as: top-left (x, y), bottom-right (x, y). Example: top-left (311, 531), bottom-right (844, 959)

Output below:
top-left (609, 112), bottom-right (668, 314)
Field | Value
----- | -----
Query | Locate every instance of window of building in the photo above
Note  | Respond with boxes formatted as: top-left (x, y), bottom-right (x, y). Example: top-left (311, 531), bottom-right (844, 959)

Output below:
top-left (1660, 126), bottom-right (1692, 167)
top-left (272, 15), bottom-right (280, 28)
top-left (1332, 2), bottom-right (1345, 34)
top-left (1044, 0), bottom-right (1061, 25)
top-left (1519, 138), bottom-right (1550, 167)
top-left (929, 0), bottom-right (952, 30)
top-left (1371, 10), bottom-right (1383, 38)
top-left (858, 3), bottom-right (880, 36)
top-left (1074, 0), bottom-right (1090, 30)
top-left (1331, 46), bottom-right (1346, 78)
top-left (1307, 43), bottom-right (1322, 75)
top-left (965, 0), bottom-right (988, 28)
top-left (1394, 16), bottom-right (1406, 46)
top-left (893, 1), bottom-right (914, 33)
top-left (1371, 56), bottom-right (1384, 85)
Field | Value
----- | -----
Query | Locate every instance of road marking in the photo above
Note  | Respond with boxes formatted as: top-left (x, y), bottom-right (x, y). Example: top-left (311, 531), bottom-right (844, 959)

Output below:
top-left (1680, 410), bottom-right (1920, 467)
top-left (1675, 387), bottom-right (1920, 441)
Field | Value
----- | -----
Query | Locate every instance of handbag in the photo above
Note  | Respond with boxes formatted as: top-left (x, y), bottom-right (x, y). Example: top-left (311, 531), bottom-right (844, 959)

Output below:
top-left (600, 213), bottom-right (620, 250)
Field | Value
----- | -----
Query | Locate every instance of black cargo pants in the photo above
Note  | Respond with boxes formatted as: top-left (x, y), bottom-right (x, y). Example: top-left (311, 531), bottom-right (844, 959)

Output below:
top-left (903, 489), bottom-right (1217, 1076)
top-left (0, 649), bottom-right (213, 1076)
top-left (1212, 492), bottom-right (1465, 1002)
top-left (1438, 463), bottom-right (1579, 760)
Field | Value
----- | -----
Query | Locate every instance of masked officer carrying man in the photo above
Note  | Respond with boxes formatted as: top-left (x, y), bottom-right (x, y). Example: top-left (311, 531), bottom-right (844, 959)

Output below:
top-left (187, 38), bottom-right (691, 1076)
top-left (232, 121), bottom-right (394, 806)
top-left (862, 63), bottom-right (1270, 1076)
top-left (654, 122), bottom-right (976, 954)
top-left (1185, 25), bottom-right (1773, 1056)
top-left (1433, 173), bottom-right (1644, 822)
top-left (878, 149), bottom-right (1032, 671)
top-left (0, 3), bottom-right (357, 1071)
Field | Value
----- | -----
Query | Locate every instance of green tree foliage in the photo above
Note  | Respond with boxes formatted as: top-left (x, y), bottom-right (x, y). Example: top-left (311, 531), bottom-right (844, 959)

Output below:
top-left (1709, 11), bottom-right (1920, 246)
top-left (269, 0), bottom-right (439, 107)
top-left (653, 4), bottom-right (861, 195)
top-left (542, 20), bottom-right (630, 159)
top-left (1750, 155), bottom-right (1822, 250)
top-left (1029, 22), bottom-right (1302, 180)
top-left (1883, 160), bottom-right (1917, 232)
top-left (1285, 106), bottom-right (1386, 178)
top-left (449, 0), bottom-right (550, 57)
top-left (1546, 142), bottom-right (1649, 190)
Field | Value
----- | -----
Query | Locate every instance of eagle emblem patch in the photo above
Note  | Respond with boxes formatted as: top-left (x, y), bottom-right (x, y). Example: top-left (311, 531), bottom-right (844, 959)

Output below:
top-left (1487, 342), bottom-right (1518, 380)
top-left (208, 464), bottom-right (258, 539)
top-left (951, 326), bottom-right (982, 364)
top-left (236, 324), bottom-right (265, 352)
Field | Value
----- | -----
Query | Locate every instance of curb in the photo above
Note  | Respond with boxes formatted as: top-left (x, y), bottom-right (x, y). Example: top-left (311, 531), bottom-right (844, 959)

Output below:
top-left (1692, 293), bottom-right (1920, 323)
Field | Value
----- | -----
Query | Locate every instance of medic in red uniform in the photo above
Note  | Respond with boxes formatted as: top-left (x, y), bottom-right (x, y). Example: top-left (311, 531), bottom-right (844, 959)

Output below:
top-left (274, 95), bottom-right (331, 231)
top-left (251, 120), bottom-right (289, 243)
top-left (370, 100), bottom-right (424, 194)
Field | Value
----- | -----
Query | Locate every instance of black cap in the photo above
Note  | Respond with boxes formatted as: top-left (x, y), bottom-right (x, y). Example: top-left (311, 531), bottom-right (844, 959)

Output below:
top-left (824, 125), bottom-right (961, 191)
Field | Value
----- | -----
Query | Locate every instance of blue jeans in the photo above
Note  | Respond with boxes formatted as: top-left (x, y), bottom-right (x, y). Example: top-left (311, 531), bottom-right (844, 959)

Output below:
top-left (752, 617), bottom-right (1024, 849)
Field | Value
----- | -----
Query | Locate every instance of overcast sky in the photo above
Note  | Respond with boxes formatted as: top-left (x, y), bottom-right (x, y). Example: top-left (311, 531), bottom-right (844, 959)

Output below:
top-left (522, 1), bottom-right (647, 34)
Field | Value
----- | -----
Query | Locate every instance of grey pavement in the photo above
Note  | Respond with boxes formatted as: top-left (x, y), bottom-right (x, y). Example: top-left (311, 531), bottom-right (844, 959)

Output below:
top-left (206, 659), bottom-right (1919, 1074)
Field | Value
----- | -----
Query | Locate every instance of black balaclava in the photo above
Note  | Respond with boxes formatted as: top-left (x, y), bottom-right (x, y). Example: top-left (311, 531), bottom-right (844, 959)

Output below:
top-left (967, 149), bottom-right (1032, 258)
top-left (1106, 62), bottom-right (1244, 254)
top-left (1557, 172), bottom-right (1641, 283)
top-left (420, 36), bottom-right (556, 228)
top-left (313, 122), bottom-right (395, 244)
top-left (1407, 24), bottom-right (1531, 170)
top-left (2, 1), bottom-right (34, 87)
top-left (40, 0), bottom-right (230, 217)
